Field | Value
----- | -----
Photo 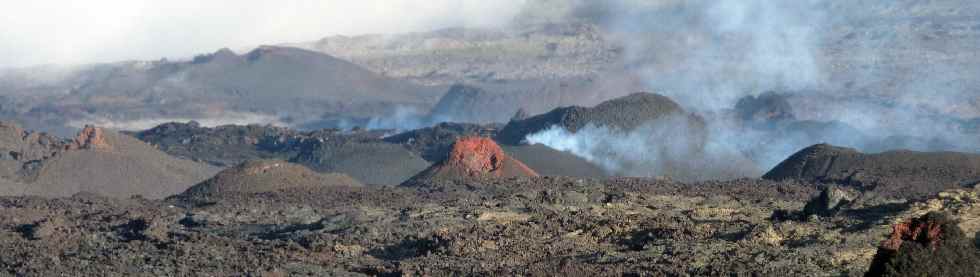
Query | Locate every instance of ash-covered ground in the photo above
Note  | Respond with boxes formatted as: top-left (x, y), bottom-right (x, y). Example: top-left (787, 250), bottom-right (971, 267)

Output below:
top-left (1, 124), bottom-right (979, 276)
top-left (2, 1), bottom-right (980, 276)
top-left (1, 176), bottom-right (977, 276)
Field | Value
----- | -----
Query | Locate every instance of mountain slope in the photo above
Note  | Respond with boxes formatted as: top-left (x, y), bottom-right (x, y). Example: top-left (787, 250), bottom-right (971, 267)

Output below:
top-left (0, 47), bottom-right (443, 134)
top-left (0, 125), bottom-right (219, 198)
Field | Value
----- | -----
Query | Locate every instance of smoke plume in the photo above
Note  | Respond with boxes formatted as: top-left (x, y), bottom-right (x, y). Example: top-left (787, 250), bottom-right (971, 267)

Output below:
top-left (526, 117), bottom-right (762, 181)
top-left (524, 0), bottom-right (980, 176)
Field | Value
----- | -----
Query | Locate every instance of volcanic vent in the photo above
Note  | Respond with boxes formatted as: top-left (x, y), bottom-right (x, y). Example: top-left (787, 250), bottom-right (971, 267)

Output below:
top-left (403, 137), bottom-right (538, 185)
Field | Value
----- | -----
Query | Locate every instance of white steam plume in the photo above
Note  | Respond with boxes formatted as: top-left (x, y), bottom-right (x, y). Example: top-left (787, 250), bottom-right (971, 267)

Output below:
top-left (521, 0), bottom-right (980, 175)
top-left (526, 118), bottom-right (761, 181)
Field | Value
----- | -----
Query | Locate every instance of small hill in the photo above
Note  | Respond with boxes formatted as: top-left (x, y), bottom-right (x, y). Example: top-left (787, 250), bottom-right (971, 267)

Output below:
top-left (763, 144), bottom-right (980, 199)
top-left (403, 137), bottom-right (538, 185)
top-left (17, 126), bottom-right (218, 198)
top-left (290, 141), bottom-right (430, 185)
top-left (176, 160), bottom-right (361, 201)
top-left (496, 92), bottom-right (705, 145)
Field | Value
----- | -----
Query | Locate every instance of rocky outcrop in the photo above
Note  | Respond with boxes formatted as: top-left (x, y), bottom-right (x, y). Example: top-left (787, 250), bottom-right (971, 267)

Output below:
top-left (866, 212), bottom-right (980, 276)
top-left (403, 137), bottom-right (538, 185)
top-left (0, 121), bottom-right (66, 162)
top-left (897, 188), bottom-right (980, 246)
top-left (67, 125), bottom-right (112, 151)
top-left (803, 186), bottom-right (855, 217)
top-left (880, 216), bottom-right (944, 252)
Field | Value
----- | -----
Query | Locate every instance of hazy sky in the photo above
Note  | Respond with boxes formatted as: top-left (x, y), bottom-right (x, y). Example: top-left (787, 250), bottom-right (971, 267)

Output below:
top-left (0, 0), bottom-right (527, 67)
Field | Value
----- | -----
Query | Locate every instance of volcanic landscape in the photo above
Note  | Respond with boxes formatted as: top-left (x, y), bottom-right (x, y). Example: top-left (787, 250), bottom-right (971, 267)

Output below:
top-left (1, 1), bottom-right (980, 276)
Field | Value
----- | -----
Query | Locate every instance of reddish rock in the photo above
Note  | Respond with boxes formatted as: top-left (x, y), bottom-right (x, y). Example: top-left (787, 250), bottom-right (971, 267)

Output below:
top-left (67, 125), bottom-right (112, 151)
top-left (866, 212), bottom-right (980, 276)
top-left (404, 137), bottom-right (538, 185)
top-left (879, 217), bottom-right (944, 252)
top-left (446, 137), bottom-right (505, 178)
